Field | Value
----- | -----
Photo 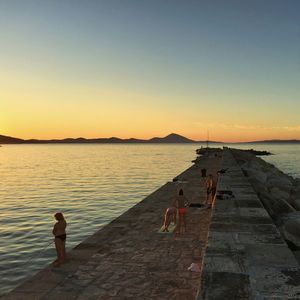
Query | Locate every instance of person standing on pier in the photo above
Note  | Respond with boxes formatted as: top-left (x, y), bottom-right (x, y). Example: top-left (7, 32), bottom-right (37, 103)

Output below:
top-left (52, 212), bottom-right (67, 267)
top-left (173, 189), bottom-right (189, 234)
top-left (205, 174), bottom-right (217, 208)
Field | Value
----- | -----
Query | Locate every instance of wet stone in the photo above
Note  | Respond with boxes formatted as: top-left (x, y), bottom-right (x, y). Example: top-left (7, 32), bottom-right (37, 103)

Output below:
top-left (209, 222), bottom-right (253, 233)
top-left (212, 215), bottom-right (273, 225)
top-left (199, 272), bottom-right (251, 300)
top-left (249, 267), bottom-right (300, 298)
top-left (204, 247), bottom-right (247, 274)
top-left (235, 199), bottom-right (263, 208)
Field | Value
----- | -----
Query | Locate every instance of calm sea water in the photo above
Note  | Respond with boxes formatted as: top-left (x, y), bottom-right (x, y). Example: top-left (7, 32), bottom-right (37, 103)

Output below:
top-left (0, 143), bottom-right (299, 295)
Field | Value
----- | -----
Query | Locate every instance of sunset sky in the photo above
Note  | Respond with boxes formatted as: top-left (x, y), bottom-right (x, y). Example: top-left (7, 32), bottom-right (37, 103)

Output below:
top-left (1, 0), bottom-right (300, 142)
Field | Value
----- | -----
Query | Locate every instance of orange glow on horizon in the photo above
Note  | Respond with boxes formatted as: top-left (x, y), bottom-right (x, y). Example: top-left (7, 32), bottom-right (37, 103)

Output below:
top-left (2, 127), bottom-right (300, 143)
top-left (1, 70), bottom-right (300, 143)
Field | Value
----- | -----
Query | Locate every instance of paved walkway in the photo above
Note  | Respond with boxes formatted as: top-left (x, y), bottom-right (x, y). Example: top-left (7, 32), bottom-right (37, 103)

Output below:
top-left (5, 153), bottom-right (222, 299)
top-left (198, 149), bottom-right (300, 299)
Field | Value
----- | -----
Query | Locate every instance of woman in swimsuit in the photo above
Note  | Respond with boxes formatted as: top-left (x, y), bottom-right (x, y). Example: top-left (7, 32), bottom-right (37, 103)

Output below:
top-left (52, 212), bottom-right (67, 267)
top-left (173, 189), bottom-right (189, 234)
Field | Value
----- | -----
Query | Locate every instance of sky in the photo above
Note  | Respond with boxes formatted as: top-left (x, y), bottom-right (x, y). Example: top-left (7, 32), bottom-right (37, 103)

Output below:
top-left (1, 0), bottom-right (299, 142)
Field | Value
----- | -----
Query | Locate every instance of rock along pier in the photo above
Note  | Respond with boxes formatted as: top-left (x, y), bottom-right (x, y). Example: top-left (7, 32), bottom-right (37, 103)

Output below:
top-left (4, 148), bottom-right (300, 299)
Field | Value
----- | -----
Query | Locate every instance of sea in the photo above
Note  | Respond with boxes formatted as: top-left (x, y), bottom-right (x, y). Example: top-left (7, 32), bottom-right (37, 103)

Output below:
top-left (0, 143), bottom-right (299, 296)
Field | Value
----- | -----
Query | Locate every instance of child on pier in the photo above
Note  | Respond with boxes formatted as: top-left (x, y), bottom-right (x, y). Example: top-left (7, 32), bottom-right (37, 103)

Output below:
top-left (173, 189), bottom-right (189, 234)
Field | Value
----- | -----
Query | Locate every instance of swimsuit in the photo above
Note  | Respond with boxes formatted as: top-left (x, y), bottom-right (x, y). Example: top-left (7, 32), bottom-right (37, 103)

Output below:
top-left (207, 187), bottom-right (216, 195)
top-left (178, 207), bottom-right (187, 214)
top-left (55, 234), bottom-right (66, 241)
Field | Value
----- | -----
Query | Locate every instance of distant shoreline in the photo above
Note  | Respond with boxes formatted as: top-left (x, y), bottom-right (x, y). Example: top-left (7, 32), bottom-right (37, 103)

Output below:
top-left (0, 133), bottom-right (299, 144)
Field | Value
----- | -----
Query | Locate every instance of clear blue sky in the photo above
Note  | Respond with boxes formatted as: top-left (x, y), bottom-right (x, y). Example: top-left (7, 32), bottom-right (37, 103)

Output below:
top-left (1, 0), bottom-right (299, 141)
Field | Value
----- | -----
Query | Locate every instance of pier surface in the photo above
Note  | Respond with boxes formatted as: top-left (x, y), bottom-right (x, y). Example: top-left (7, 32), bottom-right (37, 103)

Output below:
top-left (5, 149), bottom-right (300, 299)
top-left (4, 153), bottom-right (222, 299)
top-left (199, 149), bottom-right (300, 299)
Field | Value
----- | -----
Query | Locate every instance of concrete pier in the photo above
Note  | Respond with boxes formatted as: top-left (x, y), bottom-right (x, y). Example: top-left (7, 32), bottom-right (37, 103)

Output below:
top-left (4, 148), bottom-right (300, 299)
top-left (4, 153), bottom-right (222, 299)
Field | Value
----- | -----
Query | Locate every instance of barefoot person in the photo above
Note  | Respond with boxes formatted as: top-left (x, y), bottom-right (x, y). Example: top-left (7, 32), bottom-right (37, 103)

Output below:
top-left (52, 212), bottom-right (67, 267)
top-left (162, 206), bottom-right (177, 232)
top-left (205, 174), bottom-right (217, 207)
top-left (173, 189), bottom-right (189, 234)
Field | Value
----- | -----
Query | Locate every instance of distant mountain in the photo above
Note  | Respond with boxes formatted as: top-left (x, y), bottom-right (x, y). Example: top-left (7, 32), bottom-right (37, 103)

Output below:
top-left (0, 134), bottom-right (25, 144)
top-left (0, 133), bottom-right (200, 144)
top-left (148, 133), bottom-right (195, 143)
top-left (4, 133), bottom-right (296, 144)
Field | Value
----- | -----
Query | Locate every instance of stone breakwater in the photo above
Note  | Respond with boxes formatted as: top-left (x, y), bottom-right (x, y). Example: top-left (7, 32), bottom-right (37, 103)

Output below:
top-left (231, 148), bottom-right (300, 257)
top-left (198, 148), bottom-right (300, 299)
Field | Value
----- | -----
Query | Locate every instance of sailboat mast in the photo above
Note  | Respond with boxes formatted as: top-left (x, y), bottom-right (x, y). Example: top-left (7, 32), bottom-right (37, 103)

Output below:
top-left (206, 129), bottom-right (209, 148)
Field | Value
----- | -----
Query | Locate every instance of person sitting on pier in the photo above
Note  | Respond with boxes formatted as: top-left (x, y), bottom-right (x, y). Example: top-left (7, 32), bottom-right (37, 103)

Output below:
top-left (162, 206), bottom-right (177, 232)
top-left (173, 189), bottom-right (189, 234)
top-left (205, 174), bottom-right (217, 208)
top-left (52, 212), bottom-right (67, 267)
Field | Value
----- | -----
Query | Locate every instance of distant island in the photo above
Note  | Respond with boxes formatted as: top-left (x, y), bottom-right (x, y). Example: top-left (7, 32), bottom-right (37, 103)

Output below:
top-left (242, 139), bottom-right (300, 144)
top-left (0, 133), bottom-right (299, 144)
top-left (0, 133), bottom-right (218, 144)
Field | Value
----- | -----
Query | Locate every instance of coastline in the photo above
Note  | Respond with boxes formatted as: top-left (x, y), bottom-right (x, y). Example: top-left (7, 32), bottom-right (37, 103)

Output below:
top-left (3, 147), bottom-right (300, 299)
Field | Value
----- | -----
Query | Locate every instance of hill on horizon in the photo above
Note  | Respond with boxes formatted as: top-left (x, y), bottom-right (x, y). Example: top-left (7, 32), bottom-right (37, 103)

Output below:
top-left (1, 133), bottom-right (299, 144)
top-left (0, 133), bottom-right (200, 144)
top-left (148, 133), bottom-right (195, 143)
top-left (0, 134), bottom-right (24, 144)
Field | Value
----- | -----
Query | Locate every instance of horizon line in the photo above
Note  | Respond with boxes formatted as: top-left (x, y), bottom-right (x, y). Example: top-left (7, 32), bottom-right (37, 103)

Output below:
top-left (1, 132), bottom-right (300, 144)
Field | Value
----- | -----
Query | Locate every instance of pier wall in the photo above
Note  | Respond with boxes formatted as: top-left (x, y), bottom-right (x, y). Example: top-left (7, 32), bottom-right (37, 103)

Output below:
top-left (198, 149), bottom-right (300, 299)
